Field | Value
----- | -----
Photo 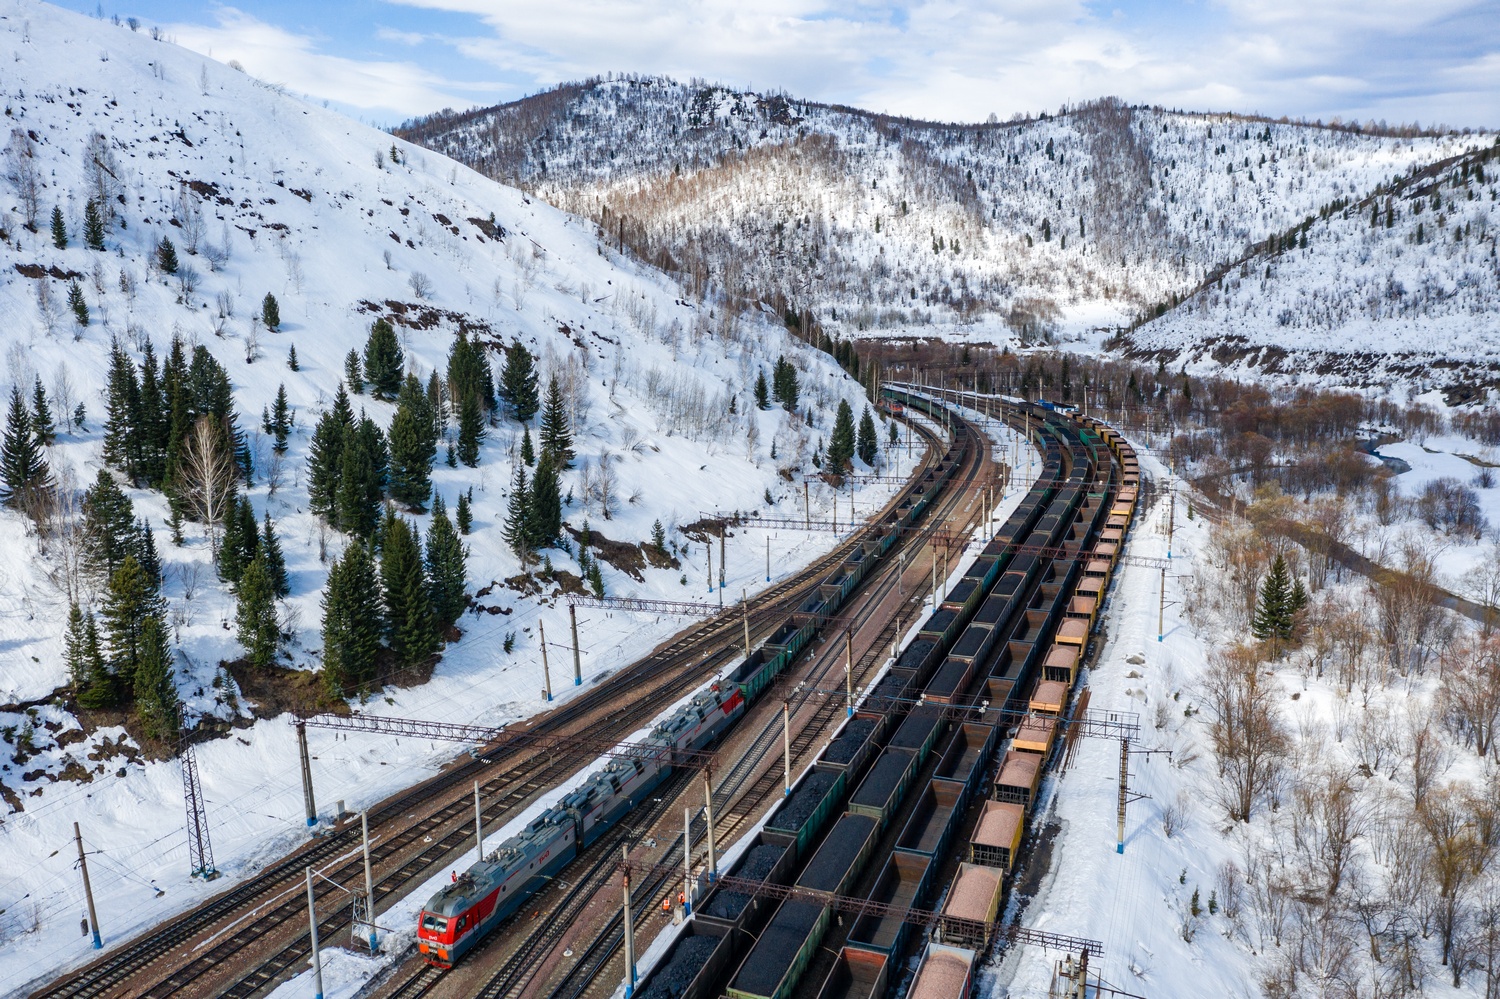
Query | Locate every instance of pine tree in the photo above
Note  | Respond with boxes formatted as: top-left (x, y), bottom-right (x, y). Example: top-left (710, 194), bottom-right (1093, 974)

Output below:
top-left (65, 603), bottom-right (90, 694)
top-left (587, 560), bottom-right (605, 597)
top-left (501, 464), bottom-right (532, 562)
top-left (83, 199), bottom-right (105, 250)
top-left (102, 554), bottom-right (161, 689)
top-left (888, 421), bottom-right (900, 449)
top-left (457, 393), bottom-right (485, 468)
top-left (1289, 577), bottom-right (1308, 617)
top-left (389, 374), bottom-right (437, 510)
top-left (529, 452), bottom-right (562, 548)
top-left (217, 496), bottom-right (256, 585)
top-left (51, 205), bottom-right (67, 249)
top-left (270, 384), bottom-right (291, 454)
top-left (425, 495), bottom-right (468, 629)
top-left (236, 551), bottom-right (280, 668)
top-left (651, 519), bottom-right (667, 554)
top-left (856, 406), bottom-right (878, 466)
top-left (520, 426), bottom-right (535, 466)
top-left (338, 415), bottom-right (388, 540)
top-left (133, 615), bottom-right (179, 742)
top-left (261, 292), bottom-right (281, 331)
top-left (81, 469), bottom-right (137, 586)
top-left (772, 357), bottom-right (799, 411)
top-left (446, 330), bottom-right (492, 415)
top-left (827, 399), bottom-right (856, 473)
top-left (380, 514), bottom-right (437, 668)
top-left (286, 345), bottom-right (298, 371)
top-left (455, 490), bottom-right (472, 535)
top-left (345, 349), bottom-right (364, 395)
top-left (539, 376), bottom-right (574, 468)
top-left (0, 384), bottom-right (51, 512)
top-left (102, 338), bottom-right (140, 477)
top-left (426, 371), bottom-right (445, 441)
top-left (157, 236), bottom-right (178, 275)
top-left (137, 342), bottom-right (166, 486)
top-left (362, 318), bottom-right (404, 399)
top-left (754, 370), bottom-right (769, 410)
top-left (69, 606), bottom-right (113, 708)
top-left (68, 282), bottom-right (89, 326)
top-left (133, 520), bottom-right (162, 591)
top-left (261, 513), bottom-right (289, 598)
top-left (499, 341), bottom-right (539, 422)
top-left (307, 386), bottom-right (353, 523)
top-left (321, 541), bottom-right (381, 695)
top-left (73, 402), bottom-right (87, 432)
top-left (1252, 554), bottom-right (1295, 646)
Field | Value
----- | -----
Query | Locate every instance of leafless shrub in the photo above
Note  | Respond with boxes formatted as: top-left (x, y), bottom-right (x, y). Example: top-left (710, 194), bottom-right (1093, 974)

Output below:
top-left (408, 271), bottom-right (433, 298)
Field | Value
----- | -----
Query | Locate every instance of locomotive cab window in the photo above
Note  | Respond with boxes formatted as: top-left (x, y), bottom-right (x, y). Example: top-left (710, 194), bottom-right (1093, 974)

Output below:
top-left (422, 915), bottom-right (448, 933)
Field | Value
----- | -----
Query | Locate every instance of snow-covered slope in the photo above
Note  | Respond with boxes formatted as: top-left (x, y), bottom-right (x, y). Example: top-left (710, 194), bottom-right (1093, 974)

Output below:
top-left (0, 4), bottom-right (914, 988)
top-left (1125, 143), bottom-right (1500, 392)
top-left (401, 80), bottom-right (1479, 338)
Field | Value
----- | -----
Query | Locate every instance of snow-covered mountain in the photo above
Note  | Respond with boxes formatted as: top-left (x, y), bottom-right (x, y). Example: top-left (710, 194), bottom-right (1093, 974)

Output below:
top-left (400, 78), bottom-right (1481, 342)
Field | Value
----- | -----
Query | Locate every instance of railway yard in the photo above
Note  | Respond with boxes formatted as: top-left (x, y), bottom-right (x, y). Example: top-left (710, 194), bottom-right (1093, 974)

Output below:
top-left (29, 387), bottom-right (1140, 999)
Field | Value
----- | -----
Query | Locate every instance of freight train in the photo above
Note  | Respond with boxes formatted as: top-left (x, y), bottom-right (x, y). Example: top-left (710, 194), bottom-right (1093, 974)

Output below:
top-left (416, 399), bottom-right (974, 968)
top-left (631, 388), bottom-right (1140, 999)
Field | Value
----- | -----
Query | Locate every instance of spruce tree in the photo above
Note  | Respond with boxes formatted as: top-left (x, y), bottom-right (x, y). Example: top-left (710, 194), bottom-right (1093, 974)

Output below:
top-left (856, 406), bottom-right (878, 466)
top-left (499, 341), bottom-right (539, 422)
top-left (380, 514), bottom-right (437, 668)
top-left (262, 513), bottom-right (289, 598)
top-left (587, 560), bottom-right (605, 597)
top-left (133, 615), bottom-right (179, 742)
top-left (102, 338), bottom-right (140, 477)
top-left (137, 343), bottom-right (168, 486)
top-left (754, 370), bottom-right (770, 410)
top-left (425, 495), bottom-right (468, 629)
top-left (455, 490), bottom-right (472, 534)
top-left (321, 541), bottom-right (381, 695)
top-left (83, 199), bottom-right (105, 250)
top-left (102, 554), bottom-right (161, 689)
top-left (457, 393), bottom-right (485, 468)
top-left (1252, 554), bottom-right (1294, 646)
top-left (68, 282), bottom-right (89, 326)
top-left (307, 385), bottom-right (354, 523)
top-left (651, 518), bottom-right (667, 554)
top-left (51, 205), bottom-right (67, 249)
top-left (157, 236), bottom-right (178, 275)
top-left (261, 293), bottom-right (281, 331)
top-left (65, 603), bottom-right (90, 694)
top-left (133, 520), bottom-right (162, 591)
top-left (271, 384), bottom-right (291, 454)
top-left (236, 551), bottom-right (280, 668)
top-left (217, 496), bottom-right (254, 585)
top-left (827, 399), bottom-right (856, 473)
top-left (529, 453), bottom-right (562, 548)
top-left (388, 374), bottom-right (437, 510)
top-left (362, 318), bottom-right (404, 399)
top-left (337, 415), bottom-right (387, 539)
top-left (446, 330), bottom-right (492, 415)
top-left (81, 469), bottom-right (137, 586)
top-left (77, 613), bottom-right (112, 709)
top-left (539, 376), bottom-right (574, 468)
top-left (501, 464), bottom-right (532, 562)
top-left (1, 384), bottom-right (51, 511)
top-left (520, 426), bottom-right (535, 466)
top-left (287, 345), bottom-right (299, 371)
top-left (345, 349), bottom-right (364, 395)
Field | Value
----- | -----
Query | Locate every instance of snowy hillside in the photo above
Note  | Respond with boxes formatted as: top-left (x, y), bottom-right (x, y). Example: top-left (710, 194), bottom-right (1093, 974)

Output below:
top-left (400, 79), bottom-right (1479, 339)
top-left (1125, 143), bottom-right (1500, 392)
top-left (0, 4), bottom-right (919, 987)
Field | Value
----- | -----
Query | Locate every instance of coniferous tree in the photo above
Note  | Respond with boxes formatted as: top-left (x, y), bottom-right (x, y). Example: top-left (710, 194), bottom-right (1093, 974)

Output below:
top-left (321, 541), bottom-right (381, 696)
top-left (380, 514), bottom-right (437, 668)
top-left (1252, 554), bottom-right (1295, 647)
top-left (83, 199), bottom-right (105, 250)
top-left (65, 603), bottom-right (90, 694)
top-left (539, 376), bottom-right (574, 468)
top-left (457, 393), bottom-right (485, 468)
top-left (51, 205), bottom-right (67, 249)
top-left (68, 282), bottom-right (89, 326)
top-left (445, 440), bottom-right (457, 467)
top-left (856, 406), bottom-right (878, 466)
top-left (455, 490), bottom-right (472, 535)
top-left (771, 357), bottom-right (799, 411)
top-left (81, 469), bottom-right (137, 586)
top-left (133, 520), bottom-right (162, 591)
top-left (501, 464), bottom-right (532, 562)
top-left (345, 349), bottom-right (364, 395)
top-left (102, 554), bottom-right (162, 690)
top-left (261, 513), bottom-right (289, 598)
top-left (388, 374), bottom-right (437, 510)
top-left (651, 519), bottom-right (667, 554)
top-left (133, 615), bottom-right (179, 741)
top-left (754, 370), bottom-right (770, 410)
top-left (587, 559), bottom-right (605, 598)
top-left (287, 345), bottom-right (298, 371)
top-left (446, 330), bottom-right (492, 415)
top-left (362, 318), bottom-right (404, 399)
top-left (337, 415), bottom-right (387, 539)
top-left (137, 342), bottom-right (168, 487)
top-left (217, 496), bottom-right (254, 585)
top-left (77, 612), bottom-right (112, 708)
top-left (499, 341), bottom-right (539, 422)
top-left (271, 384), bottom-right (291, 454)
top-left (157, 236), bottom-right (179, 275)
top-left (426, 371), bottom-right (446, 443)
top-left (529, 453), bottom-right (562, 548)
top-left (425, 495), bottom-right (468, 629)
top-left (307, 384), bottom-right (354, 523)
top-left (520, 426), bottom-right (535, 466)
top-left (261, 293), bottom-right (281, 331)
top-left (73, 403), bottom-right (87, 432)
top-left (1, 385), bottom-right (51, 512)
top-left (236, 551), bottom-right (280, 668)
top-left (827, 399), bottom-right (856, 473)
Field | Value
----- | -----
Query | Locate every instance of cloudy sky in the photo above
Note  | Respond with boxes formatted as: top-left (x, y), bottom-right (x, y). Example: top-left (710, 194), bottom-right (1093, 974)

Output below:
top-left (63, 1), bottom-right (1500, 128)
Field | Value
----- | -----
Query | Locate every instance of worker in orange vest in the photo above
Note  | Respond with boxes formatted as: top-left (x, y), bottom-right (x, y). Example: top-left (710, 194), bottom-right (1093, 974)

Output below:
top-left (662, 895), bottom-right (671, 914)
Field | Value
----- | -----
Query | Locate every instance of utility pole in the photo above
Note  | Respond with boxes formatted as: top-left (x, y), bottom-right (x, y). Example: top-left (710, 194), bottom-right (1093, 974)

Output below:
top-left (622, 845), bottom-right (636, 997)
top-left (1167, 476), bottom-right (1175, 560)
top-left (540, 621), bottom-right (552, 701)
top-left (473, 781), bottom-right (484, 862)
top-left (931, 551), bottom-right (939, 611)
top-left (718, 526), bottom-right (726, 591)
top-left (766, 537), bottom-right (771, 582)
top-left (845, 631), bottom-right (854, 718)
top-left (1117, 740), bottom-right (1129, 854)
top-left (742, 589), bottom-right (751, 656)
top-left (706, 542), bottom-right (713, 595)
top-left (361, 811), bottom-right (377, 955)
top-left (703, 769), bottom-right (718, 881)
top-left (297, 721), bottom-right (316, 829)
top-left (569, 603), bottom-right (582, 686)
top-left (783, 699), bottom-right (792, 796)
top-left (803, 481), bottom-right (810, 530)
top-left (306, 867), bottom-right (325, 999)
top-left (181, 740), bottom-right (217, 880)
top-left (682, 806), bottom-right (693, 916)
top-left (1158, 566), bottom-right (1166, 643)
top-left (74, 822), bottom-right (100, 949)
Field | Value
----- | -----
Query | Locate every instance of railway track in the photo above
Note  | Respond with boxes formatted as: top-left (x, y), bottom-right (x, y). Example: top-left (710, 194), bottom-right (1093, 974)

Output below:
top-left (31, 414), bottom-right (953, 999)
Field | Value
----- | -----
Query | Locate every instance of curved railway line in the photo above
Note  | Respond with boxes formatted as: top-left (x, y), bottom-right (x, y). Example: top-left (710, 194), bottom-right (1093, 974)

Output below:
top-left (30, 406), bottom-right (965, 999)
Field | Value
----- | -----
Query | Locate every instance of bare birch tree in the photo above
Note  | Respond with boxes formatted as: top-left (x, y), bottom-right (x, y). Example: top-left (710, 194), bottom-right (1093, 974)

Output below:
top-left (179, 414), bottom-right (237, 551)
